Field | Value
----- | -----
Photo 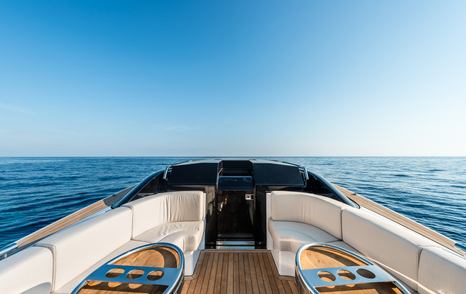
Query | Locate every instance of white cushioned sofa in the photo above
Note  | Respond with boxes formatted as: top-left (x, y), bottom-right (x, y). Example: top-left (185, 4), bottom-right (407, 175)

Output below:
top-left (123, 190), bottom-right (206, 276)
top-left (0, 246), bottom-right (53, 294)
top-left (0, 190), bottom-right (205, 294)
top-left (267, 190), bottom-right (466, 293)
top-left (267, 191), bottom-right (349, 277)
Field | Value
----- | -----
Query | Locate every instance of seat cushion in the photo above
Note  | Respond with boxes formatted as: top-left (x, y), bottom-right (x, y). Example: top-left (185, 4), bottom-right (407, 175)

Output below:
top-left (0, 246), bottom-right (53, 294)
top-left (418, 246), bottom-right (466, 294)
top-left (309, 195), bottom-right (347, 239)
top-left (342, 207), bottom-right (437, 290)
top-left (124, 191), bottom-right (206, 238)
top-left (269, 220), bottom-right (338, 252)
top-left (159, 231), bottom-right (186, 251)
top-left (37, 207), bottom-right (133, 291)
top-left (54, 240), bottom-right (148, 294)
top-left (133, 221), bottom-right (204, 252)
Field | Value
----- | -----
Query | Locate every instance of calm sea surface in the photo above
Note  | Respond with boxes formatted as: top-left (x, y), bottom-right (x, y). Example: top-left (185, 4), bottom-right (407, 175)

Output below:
top-left (0, 157), bottom-right (464, 249)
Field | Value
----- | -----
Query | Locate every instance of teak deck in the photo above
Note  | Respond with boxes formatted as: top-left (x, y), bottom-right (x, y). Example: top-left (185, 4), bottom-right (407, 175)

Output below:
top-left (181, 250), bottom-right (299, 294)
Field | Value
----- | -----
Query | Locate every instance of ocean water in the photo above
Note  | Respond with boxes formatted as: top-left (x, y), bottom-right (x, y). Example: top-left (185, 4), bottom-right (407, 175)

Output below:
top-left (0, 157), bottom-right (464, 249)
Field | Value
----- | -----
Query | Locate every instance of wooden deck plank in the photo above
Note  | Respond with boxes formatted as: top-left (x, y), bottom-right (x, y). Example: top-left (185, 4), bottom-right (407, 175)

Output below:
top-left (281, 279), bottom-right (293, 293)
top-left (220, 253), bottom-right (228, 294)
top-left (16, 187), bottom-right (130, 249)
top-left (238, 253), bottom-right (246, 294)
top-left (181, 280), bottom-right (190, 294)
top-left (256, 252), bottom-right (273, 293)
top-left (192, 251), bottom-right (210, 294)
top-left (261, 252), bottom-right (280, 294)
top-left (186, 251), bottom-right (203, 293)
top-left (227, 253), bottom-right (234, 294)
top-left (213, 252), bottom-right (224, 294)
top-left (233, 252), bottom-right (239, 294)
top-left (206, 252), bottom-right (219, 294)
top-left (247, 252), bottom-right (260, 294)
top-left (243, 253), bottom-right (252, 294)
top-left (252, 252), bottom-right (265, 294)
top-left (183, 250), bottom-right (297, 294)
top-left (288, 280), bottom-right (300, 294)
top-left (200, 250), bottom-right (215, 294)
top-left (265, 252), bottom-right (286, 294)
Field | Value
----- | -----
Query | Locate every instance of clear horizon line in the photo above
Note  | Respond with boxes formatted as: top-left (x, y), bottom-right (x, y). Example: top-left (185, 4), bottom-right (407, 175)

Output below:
top-left (1, 155), bottom-right (466, 158)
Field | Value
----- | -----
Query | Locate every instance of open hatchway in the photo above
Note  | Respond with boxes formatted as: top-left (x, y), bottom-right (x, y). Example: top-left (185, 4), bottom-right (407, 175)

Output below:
top-left (216, 160), bottom-right (256, 248)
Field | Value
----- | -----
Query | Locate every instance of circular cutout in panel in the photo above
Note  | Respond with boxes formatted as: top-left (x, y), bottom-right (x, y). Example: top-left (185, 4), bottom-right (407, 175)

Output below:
top-left (127, 269), bottom-right (144, 279)
top-left (86, 280), bottom-right (102, 287)
top-left (357, 268), bottom-right (376, 279)
top-left (107, 282), bottom-right (122, 288)
top-left (337, 269), bottom-right (356, 280)
top-left (128, 283), bottom-right (143, 289)
top-left (105, 268), bottom-right (124, 278)
top-left (147, 270), bottom-right (164, 281)
top-left (318, 271), bottom-right (336, 282)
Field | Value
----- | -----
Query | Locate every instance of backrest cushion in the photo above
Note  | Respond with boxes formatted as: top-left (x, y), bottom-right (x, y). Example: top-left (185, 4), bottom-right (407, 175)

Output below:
top-left (309, 195), bottom-right (347, 239)
top-left (165, 191), bottom-right (206, 222)
top-left (124, 191), bottom-right (206, 237)
top-left (0, 246), bottom-right (53, 294)
top-left (418, 246), bottom-right (466, 294)
top-left (270, 191), bottom-right (308, 223)
top-left (270, 191), bottom-right (346, 239)
top-left (37, 207), bottom-right (132, 290)
top-left (342, 207), bottom-right (437, 290)
top-left (125, 194), bottom-right (168, 237)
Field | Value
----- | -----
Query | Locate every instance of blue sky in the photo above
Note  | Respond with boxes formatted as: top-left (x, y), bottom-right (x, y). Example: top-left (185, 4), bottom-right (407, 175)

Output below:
top-left (0, 1), bottom-right (465, 156)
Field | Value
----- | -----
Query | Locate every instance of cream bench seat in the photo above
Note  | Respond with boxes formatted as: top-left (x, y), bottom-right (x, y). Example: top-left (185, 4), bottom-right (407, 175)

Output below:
top-left (0, 190), bottom-right (205, 294)
top-left (134, 221), bottom-right (203, 252)
top-left (342, 206), bottom-right (439, 291)
top-left (268, 220), bottom-right (337, 253)
top-left (0, 246), bottom-right (53, 294)
top-left (418, 246), bottom-right (466, 294)
top-left (36, 206), bottom-right (147, 294)
top-left (344, 206), bottom-right (466, 292)
top-left (266, 191), bottom-right (348, 276)
top-left (267, 190), bottom-right (466, 293)
top-left (52, 240), bottom-right (148, 294)
top-left (123, 191), bottom-right (206, 276)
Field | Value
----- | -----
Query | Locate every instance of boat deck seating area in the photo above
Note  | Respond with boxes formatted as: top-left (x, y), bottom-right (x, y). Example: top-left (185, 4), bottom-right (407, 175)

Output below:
top-left (0, 191), bottom-right (205, 294)
top-left (266, 191), bottom-right (466, 293)
top-left (0, 190), bottom-right (465, 293)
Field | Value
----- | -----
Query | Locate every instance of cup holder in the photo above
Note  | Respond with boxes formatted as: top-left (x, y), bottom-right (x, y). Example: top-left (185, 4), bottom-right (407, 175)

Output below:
top-left (317, 271), bottom-right (336, 282)
top-left (105, 268), bottom-right (124, 278)
top-left (337, 269), bottom-right (356, 280)
top-left (357, 268), bottom-right (376, 279)
top-left (127, 269), bottom-right (144, 279)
